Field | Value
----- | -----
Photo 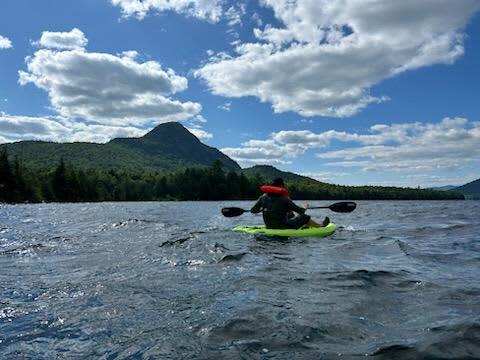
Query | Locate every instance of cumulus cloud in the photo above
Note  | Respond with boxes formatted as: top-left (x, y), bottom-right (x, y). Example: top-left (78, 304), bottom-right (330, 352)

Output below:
top-left (111, 0), bottom-right (223, 22)
top-left (196, 0), bottom-right (480, 117)
top-left (183, 114), bottom-right (212, 140)
top-left (18, 29), bottom-right (201, 126)
top-left (0, 113), bottom-right (70, 141)
top-left (0, 35), bottom-right (13, 49)
top-left (37, 28), bottom-right (87, 50)
top-left (221, 138), bottom-right (306, 166)
top-left (221, 117), bottom-right (480, 175)
top-left (66, 122), bottom-right (147, 143)
top-left (186, 127), bottom-right (213, 140)
top-left (318, 118), bottom-right (480, 172)
top-left (0, 112), bottom-right (146, 143)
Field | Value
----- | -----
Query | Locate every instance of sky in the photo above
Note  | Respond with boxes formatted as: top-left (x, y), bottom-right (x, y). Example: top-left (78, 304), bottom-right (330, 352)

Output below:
top-left (1, 0), bottom-right (479, 187)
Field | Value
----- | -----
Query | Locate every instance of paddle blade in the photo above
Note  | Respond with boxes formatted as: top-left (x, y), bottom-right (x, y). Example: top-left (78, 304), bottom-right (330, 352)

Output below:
top-left (221, 207), bottom-right (248, 217)
top-left (328, 201), bottom-right (357, 213)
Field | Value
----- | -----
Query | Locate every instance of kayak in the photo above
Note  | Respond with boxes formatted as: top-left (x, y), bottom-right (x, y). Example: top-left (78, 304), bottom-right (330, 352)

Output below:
top-left (232, 222), bottom-right (336, 238)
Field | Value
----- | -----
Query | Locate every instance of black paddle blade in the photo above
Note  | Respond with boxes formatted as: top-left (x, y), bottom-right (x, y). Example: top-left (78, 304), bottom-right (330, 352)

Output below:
top-left (328, 201), bottom-right (357, 213)
top-left (221, 207), bottom-right (248, 217)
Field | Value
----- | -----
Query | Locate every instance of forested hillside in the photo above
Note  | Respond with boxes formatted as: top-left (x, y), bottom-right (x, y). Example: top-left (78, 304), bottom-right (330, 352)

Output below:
top-left (0, 149), bottom-right (464, 203)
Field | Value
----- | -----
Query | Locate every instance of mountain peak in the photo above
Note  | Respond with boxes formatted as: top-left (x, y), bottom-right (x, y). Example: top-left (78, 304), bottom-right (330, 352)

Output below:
top-left (109, 121), bottom-right (240, 171)
top-left (143, 122), bottom-right (199, 142)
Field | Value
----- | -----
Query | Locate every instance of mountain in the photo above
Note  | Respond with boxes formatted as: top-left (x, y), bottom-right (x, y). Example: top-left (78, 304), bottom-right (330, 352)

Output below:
top-left (241, 165), bottom-right (319, 183)
top-left (453, 178), bottom-right (480, 197)
top-left (242, 164), bottom-right (464, 200)
top-left (430, 185), bottom-right (457, 191)
top-left (0, 122), bottom-right (240, 172)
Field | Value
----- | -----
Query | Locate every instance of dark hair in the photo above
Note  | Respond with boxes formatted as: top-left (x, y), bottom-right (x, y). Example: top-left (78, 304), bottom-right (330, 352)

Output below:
top-left (272, 177), bottom-right (285, 187)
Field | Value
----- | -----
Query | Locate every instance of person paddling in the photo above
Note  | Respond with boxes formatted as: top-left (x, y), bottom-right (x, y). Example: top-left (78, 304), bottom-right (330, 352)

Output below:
top-left (251, 178), bottom-right (329, 229)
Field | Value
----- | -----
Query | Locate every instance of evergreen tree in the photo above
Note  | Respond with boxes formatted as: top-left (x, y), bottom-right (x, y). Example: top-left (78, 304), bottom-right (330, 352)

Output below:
top-left (0, 148), bottom-right (15, 202)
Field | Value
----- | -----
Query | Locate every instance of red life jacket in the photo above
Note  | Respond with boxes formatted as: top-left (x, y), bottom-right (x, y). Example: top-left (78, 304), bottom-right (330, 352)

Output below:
top-left (260, 185), bottom-right (290, 198)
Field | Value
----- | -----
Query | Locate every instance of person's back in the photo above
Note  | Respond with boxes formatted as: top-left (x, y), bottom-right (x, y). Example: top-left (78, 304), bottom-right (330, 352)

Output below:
top-left (251, 192), bottom-right (305, 229)
top-left (250, 177), bottom-right (325, 229)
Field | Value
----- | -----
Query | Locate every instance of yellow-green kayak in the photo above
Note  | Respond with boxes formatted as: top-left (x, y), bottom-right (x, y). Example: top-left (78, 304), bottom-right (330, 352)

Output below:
top-left (232, 223), bottom-right (336, 238)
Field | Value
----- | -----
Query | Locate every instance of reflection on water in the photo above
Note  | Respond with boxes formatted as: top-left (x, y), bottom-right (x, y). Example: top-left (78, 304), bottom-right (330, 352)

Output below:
top-left (1, 201), bottom-right (479, 358)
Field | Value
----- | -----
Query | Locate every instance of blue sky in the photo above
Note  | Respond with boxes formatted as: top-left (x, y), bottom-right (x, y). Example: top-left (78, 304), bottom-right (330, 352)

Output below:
top-left (1, 0), bottom-right (479, 187)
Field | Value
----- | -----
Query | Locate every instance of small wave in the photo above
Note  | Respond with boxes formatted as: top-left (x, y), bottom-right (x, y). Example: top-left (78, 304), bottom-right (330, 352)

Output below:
top-left (420, 322), bottom-right (480, 358)
top-left (412, 223), bottom-right (470, 234)
top-left (371, 344), bottom-right (417, 357)
top-left (213, 242), bottom-right (230, 252)
top-left (445, 223), bottom-right (470, 231)
top-left (21, 218), bottom-right (36, 224)
top-left (0, 243), bottom-right (47, 256)
top-left (219, 252), bottom-right (247, 262)
top-left (0, 301), bottom-right (29, 320)
top-left (409, 251), bottom-right (464, 264)
top-left (337, 225), bottom-right (368, 233)
top-left (208, 318), bottom-right (257, 339)
top-left (111, 218), bottom-right (148, 228)
top-left (326, 269), bottom-right (420, 290)
top-left (97, 218), bottom-right (152, 231)
top-left (192, 226), bottom-right (218, 234)
top-left (396, 239), bottom-right (414, 256)
top-left (430, 321), bottom-right (480, 334)
top-left (170, 259), bottom-right (206, 266)
top-left (334, 269), bottom-right (408, 281)
top-left (49, 235), bottom-right (76, 242)
top-left (159, 235), bottom-right (194, 247)
top-left (439, 288), bottom-right (480, 301)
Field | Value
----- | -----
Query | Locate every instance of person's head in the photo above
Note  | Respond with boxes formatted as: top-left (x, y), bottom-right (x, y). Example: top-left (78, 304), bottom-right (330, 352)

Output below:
top-left (272, 177), bottom-right (285, 187)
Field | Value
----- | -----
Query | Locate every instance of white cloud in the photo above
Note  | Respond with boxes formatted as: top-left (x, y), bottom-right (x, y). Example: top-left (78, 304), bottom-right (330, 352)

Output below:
top-left (196, 0), bottom-right (480, 117)
top-left (251, 12), bottom-right (263, 27)
top-left (19, 29), bottom-right (201, 126)
top-left (186, 127), bottom-right (213, 140)
top-left (182, 114), bottom-right (212, 140)
top-left (0, 113), bottom-right (70, 141)
top-left (111, 0), bottom-right (223, 22)
top-left (225, 4), bottom-right (246, 26)
top-left (317, 118), bottom-right (480, 172)
top-left (37, 28), bottom-right (87, 50)
top-left (67, 123), bottom-right (147, 143)
top-left (221, 138), bottom-right (304, 166)
top-left (190, 114), bottom-right (207, 124)
top-left (0, 35), bottom-right (13, 49)
top-left (218, 101), bottom-right (231, 111)
top-left (0, 112), bottom-right (147, 143)
top-left (221, 117), bottom-right (480, 176)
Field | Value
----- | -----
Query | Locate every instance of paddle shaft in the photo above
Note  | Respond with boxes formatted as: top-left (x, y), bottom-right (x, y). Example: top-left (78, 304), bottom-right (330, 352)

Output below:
top-left (221, 201), bottom-right (356, 217)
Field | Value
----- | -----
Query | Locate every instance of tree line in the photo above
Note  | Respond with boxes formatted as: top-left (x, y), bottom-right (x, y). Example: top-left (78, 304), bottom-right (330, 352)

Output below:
top-left (0, 149), bottom-right (464, 203)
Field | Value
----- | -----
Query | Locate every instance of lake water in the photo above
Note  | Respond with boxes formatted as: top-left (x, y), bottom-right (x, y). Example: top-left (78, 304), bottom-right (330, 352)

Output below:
top-left (1, 201), bottom-right (479, 359)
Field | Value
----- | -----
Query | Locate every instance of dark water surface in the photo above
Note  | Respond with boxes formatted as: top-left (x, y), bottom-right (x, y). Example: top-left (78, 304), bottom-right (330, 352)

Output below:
top-left (1, 201), bottom-right (479, 359)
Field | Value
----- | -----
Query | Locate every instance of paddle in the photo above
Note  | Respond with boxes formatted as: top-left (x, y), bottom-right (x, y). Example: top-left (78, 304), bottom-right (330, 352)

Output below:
top-left (307, 201), bottom-right (357, 213)
top-left (221, 201), bottom-right (356, 217)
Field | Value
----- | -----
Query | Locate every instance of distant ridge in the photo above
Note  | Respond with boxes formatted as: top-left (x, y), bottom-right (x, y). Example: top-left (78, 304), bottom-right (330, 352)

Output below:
top-left (453, 178), bottom-right (480, 197)
top-left (1, 122), bottom-right (240, 172)
top-left (240, 164), bottom-right (464, 200)
top-left (241, 165), bottom-right (321, 183)
top-left (430, 185), bottom-right (457, 191)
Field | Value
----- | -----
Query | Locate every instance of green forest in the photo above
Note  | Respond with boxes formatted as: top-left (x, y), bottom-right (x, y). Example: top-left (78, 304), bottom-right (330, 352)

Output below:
top-left (0, 149), bottom-right (464, 203)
